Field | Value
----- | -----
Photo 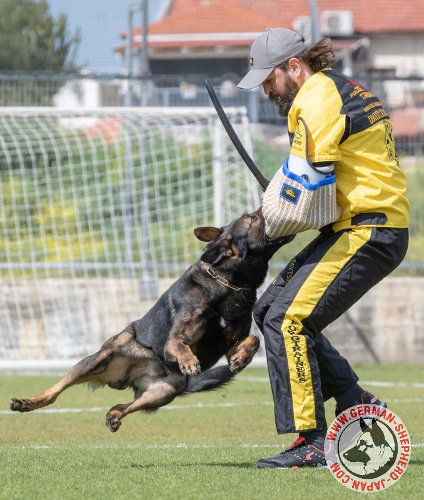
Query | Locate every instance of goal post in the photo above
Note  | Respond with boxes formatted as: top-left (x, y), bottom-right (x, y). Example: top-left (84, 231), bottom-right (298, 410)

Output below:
top-left (0, 106), bottom-right (261, 368)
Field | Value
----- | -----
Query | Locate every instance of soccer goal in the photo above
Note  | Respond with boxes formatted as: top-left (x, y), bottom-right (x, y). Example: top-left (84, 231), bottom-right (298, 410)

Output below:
top-left (0, 106), bottom-right (261, 369)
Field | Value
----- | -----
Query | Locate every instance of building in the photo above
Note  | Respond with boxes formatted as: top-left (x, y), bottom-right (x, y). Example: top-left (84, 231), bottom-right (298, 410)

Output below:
top-left (115, 0), bottom-right (424, 136)
top-left (116, 0), bottom-right (424, 85)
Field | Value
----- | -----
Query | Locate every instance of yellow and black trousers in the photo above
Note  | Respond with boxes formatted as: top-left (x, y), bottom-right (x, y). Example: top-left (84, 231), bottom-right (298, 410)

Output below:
top-left (254, 223), bottom-right (408, 434)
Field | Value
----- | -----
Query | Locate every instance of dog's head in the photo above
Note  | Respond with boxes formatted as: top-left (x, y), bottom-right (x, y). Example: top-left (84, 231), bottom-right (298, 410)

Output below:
top-left (343, 418), bottom-right (394, 473)
top-left (194, 208), bottom-right (294, 276)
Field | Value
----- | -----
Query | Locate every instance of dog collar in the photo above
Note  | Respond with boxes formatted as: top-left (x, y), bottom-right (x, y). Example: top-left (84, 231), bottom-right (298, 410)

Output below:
top-left (201, 263), bottom-right (250, 292)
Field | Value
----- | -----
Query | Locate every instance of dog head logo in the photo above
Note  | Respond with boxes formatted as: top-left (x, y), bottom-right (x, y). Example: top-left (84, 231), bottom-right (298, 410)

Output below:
top-left (325, 404), bottom-right (411, 492)
top-left (342, 417), bottom-right (396, 478)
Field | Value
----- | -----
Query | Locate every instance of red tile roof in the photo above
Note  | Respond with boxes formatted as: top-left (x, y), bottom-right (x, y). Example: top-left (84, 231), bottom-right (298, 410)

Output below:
top-left (391, 107), bottom-right (424, 137)
top-left (148, 0), bottom-right (273, 34)
top-left (117, 0), bottom-right (424, 54)
top-left (144, 0), bottom-right (424, 37)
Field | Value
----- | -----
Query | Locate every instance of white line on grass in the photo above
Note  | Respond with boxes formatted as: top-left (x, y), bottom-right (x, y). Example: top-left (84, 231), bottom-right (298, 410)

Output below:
top-left (2, 442), bottom-right (424, 450)
top-left (239, 376), bottom-right (424, 388)
top-left (362, 380), bottom-right (424, 389)
top-left (385, 398), bottom-right (424, 403)
top-left (2, 397), bottom-right (423, 416)
top-left (1, 406), bottom-right (110, 414)
top-left (0, 401), bottom-right (273, 415)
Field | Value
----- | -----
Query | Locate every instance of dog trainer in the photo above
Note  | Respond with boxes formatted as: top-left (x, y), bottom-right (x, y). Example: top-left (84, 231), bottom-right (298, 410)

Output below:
top-left (237, 28), bottom-right (409, 468)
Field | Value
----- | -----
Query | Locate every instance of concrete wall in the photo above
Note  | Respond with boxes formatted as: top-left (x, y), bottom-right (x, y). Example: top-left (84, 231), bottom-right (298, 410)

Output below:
top-left (323, 277), bottom-right (424, 364)
top-left (1, 276), bottom-right (423, 365)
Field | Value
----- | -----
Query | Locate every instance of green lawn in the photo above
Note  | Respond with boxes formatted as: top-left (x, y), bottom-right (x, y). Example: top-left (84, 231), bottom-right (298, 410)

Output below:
top-left (1, 364), bottom-right (423, 499)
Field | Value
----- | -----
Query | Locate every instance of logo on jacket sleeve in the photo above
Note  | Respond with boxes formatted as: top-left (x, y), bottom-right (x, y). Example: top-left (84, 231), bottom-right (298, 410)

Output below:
top-left (280, 183), bottom-right (301, 204)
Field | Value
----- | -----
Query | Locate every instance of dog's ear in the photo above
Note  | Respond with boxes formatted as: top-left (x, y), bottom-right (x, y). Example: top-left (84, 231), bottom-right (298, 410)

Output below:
top-left (200, 238), bottom-right (233, 266)
top-left (360, 417), bottom-right (371, 433)
top-left (194, 226), bottom-right (222, 242)
top-left (369, 419), bottom-right (386, 446)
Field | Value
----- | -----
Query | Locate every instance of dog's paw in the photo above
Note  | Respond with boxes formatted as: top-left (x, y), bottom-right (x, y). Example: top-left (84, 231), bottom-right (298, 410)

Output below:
top-left (229, 359), bottom-right (240, 373)
top-left (229, 335), bottom-right (260, 373)
top-left (10, 398), bottom-right (33, 412)
top-left (229, 356), bottom-right (245, 373)
top-left (229, 349), bottom-right (256, 373)
top-left (178, 356), bottom-right (201, 376)
top-left (106, 412), bottom-right (121, 433)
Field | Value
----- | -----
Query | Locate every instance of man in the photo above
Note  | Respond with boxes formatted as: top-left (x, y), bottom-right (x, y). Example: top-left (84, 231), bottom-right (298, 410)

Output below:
top-left (237, 28), bottom-right (409, 469)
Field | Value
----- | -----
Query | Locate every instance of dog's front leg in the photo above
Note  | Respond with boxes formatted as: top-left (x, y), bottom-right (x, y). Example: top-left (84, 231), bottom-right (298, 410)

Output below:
top-left (226, 335), bottom-right (260, 373)
top-left (164, 311), bottom-right (203, 375)
top-left (165, 337), bottom-right (201, 375)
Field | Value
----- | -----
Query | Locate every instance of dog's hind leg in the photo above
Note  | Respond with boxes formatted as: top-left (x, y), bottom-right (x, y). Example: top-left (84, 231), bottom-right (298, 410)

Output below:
top-left (10, 348), bottom-right (114, 413)
top-left (105, 377), bottom-right (183, 432)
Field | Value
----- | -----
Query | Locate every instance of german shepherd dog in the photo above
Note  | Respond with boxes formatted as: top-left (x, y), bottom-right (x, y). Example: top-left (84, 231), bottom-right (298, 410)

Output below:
top-left (10, 209), bottom-right (292, 432)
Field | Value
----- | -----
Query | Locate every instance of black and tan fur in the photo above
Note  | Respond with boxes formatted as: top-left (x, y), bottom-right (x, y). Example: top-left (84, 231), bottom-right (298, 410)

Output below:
top-left (10, 209), bottom-right (292, 432)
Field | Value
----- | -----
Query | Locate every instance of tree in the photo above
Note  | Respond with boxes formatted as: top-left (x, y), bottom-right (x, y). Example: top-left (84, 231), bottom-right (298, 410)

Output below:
top-left (0, 0), bottom-right (80, 71)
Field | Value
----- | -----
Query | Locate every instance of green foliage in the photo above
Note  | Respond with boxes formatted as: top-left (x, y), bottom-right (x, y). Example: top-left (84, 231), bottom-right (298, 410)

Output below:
top-left (0, 0), bottom-right (80, 71)
top-left (252, 135), bottom-right (289, 180)
top-left (0, 121), bottom-right (214, 276)
top-left (0, 125), bottom-right (423, 277)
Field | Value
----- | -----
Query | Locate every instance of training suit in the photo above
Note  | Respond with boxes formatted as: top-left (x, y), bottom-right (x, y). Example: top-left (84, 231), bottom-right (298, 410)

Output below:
top-left (255, 68), bottom-right (409, 434)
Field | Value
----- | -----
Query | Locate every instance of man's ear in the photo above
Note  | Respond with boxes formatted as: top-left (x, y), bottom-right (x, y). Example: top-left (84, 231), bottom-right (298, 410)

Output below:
top-left (194, 226), bottom-right (222, 242)
top-left (286, 57), bottom-right (302, 79)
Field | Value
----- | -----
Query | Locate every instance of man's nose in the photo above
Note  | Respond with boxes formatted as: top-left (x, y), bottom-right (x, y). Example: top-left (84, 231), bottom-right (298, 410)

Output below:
top-left (262, 82), bottom-right (270, 95)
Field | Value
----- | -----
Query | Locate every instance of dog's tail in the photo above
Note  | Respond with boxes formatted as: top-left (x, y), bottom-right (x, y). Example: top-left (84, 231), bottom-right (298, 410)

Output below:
top-left (183, 365), bottom-right (234, 395)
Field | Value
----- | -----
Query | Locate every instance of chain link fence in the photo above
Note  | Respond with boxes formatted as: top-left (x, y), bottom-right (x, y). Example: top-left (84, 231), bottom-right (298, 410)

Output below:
top-left (1, 71), bottom-right (423, 273)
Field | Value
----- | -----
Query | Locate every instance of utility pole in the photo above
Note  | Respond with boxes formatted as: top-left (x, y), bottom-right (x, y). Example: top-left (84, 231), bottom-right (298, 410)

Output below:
top-left (139, 0), bottom-right (151, 81)
top-left (125, 1), bottom-right (151, 106)
top-left (125, 4), bottom-right (138, 106)
top-left (308, 0), bottom-right (321, 43)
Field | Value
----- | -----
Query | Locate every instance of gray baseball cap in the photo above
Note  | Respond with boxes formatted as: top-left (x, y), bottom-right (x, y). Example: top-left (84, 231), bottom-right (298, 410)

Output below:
top-left (237, 28), bottom-right (306, 89)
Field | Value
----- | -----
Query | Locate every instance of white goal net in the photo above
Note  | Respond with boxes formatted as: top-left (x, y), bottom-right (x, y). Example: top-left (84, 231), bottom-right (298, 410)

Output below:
top-left (0, 107), bottom-right (261, 368)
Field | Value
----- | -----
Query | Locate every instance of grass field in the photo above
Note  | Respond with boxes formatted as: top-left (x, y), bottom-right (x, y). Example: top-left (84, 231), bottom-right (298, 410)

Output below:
top-left (1, 363), bottom-right (423, 499)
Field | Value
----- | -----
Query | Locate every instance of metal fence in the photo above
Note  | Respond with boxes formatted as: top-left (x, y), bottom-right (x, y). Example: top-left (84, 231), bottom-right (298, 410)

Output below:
top-left (1, 72), bottom-right (424, 145)
top-left (0, 72), bottom-right (281, 124)
top-left (0, 72), bottom-right (423, 275)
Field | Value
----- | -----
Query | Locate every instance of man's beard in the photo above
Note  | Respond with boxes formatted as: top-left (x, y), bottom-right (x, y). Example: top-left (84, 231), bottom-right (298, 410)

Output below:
top-left (269, 73), bottom-right (299, 117)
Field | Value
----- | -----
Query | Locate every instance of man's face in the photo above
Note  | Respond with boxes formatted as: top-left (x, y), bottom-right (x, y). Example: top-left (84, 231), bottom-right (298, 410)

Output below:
top-left (262, 66), bottom-right (299, 117)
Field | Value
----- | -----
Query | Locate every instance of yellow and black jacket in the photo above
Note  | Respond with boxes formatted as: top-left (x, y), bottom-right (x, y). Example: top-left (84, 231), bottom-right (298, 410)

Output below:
top-left (287, 68), bottom-right (409, 231)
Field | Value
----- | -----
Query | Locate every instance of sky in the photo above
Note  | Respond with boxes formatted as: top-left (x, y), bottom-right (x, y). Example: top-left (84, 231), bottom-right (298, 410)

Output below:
top-left (47, 0), bottom-right (168, 73)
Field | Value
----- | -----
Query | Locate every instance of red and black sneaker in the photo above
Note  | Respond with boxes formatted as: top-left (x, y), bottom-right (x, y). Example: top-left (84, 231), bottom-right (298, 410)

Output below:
top-left (257, 437), bottom-right (328, 469)
top-left (335, 391), bottom-right (386, 418)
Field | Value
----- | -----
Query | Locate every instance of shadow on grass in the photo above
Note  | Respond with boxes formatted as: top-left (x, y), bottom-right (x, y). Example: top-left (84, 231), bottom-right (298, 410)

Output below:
top-left (129, 462), bottom-right (254, 469)
top-left (408, 459), bottom-right (424, 466)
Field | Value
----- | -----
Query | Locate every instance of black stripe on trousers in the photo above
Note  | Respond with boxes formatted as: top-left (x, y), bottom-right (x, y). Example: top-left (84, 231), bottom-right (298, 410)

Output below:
top-left (254, 227), bottom-right (408, 434)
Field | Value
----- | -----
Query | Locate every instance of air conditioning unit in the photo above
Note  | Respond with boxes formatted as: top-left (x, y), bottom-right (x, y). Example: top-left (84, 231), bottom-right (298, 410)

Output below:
top-left (321, 11), bottom-right (354, 36)
top-left (293, 16), bottom-right (312, 44)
